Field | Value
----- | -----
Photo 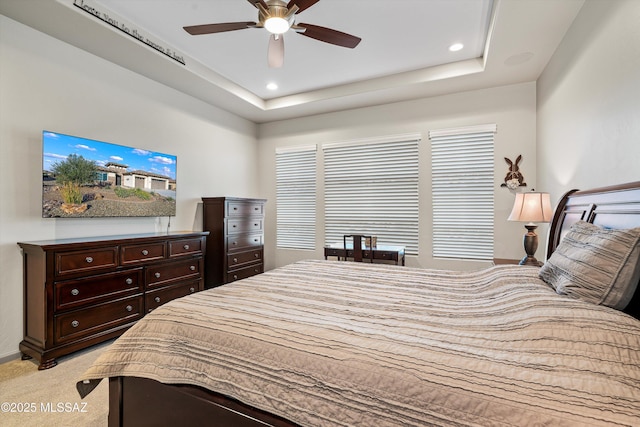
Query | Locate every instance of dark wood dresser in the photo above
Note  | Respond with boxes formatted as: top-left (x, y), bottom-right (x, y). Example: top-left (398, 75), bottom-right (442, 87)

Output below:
top-left (17, 231), bottom-right (208, 369)
top-left (202, 197), bottom-right (266, 288)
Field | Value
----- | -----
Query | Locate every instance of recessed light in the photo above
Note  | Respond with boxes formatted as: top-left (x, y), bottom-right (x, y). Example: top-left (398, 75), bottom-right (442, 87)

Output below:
top-left (449, 43), bottom-right (464, 52)
top-left (266, 82), bottom-right (278, 91)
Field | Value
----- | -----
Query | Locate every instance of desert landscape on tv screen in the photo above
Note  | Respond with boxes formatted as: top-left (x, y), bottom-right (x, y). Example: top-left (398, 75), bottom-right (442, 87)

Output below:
top-left (42, 131), bottom-right (177, 218)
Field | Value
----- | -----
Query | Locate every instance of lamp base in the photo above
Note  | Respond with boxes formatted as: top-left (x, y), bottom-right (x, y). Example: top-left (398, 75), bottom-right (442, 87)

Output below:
top-left (518, 224), bottom-right (543, 267)
top-left (518, 255), bottom-right (542, 266)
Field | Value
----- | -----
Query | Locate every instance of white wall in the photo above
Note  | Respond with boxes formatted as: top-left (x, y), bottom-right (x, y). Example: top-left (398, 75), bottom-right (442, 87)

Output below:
top-left (258, 82), bottom-right (538, 271)
top-left (0, 16), bottom-right (259, 360)
top-left (537, 0), bottom-right (640, 203)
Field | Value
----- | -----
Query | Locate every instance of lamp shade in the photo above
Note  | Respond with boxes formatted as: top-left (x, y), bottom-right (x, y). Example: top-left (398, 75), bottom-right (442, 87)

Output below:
top-left (508, 192), bottom-right (553, 223)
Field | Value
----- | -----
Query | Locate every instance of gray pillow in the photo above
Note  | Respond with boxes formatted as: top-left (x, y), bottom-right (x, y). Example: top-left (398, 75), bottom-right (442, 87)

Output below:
top-left (539, 220), bottom-right (640, 310)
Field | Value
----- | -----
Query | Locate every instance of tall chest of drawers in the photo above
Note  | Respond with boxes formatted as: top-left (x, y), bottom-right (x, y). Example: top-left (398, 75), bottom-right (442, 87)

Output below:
top-left (202, 197), bottom-right (266, 288)
top-left (18, 231), bottom-right (208, 369)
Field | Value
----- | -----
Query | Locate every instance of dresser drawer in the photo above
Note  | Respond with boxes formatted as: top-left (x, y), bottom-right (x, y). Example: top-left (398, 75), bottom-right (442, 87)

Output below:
top-left (228, 218), bottom-right (263, 234)
top-left (373, 250), bottom-right (400, 262)
top-left (146, 258), bottom-right (201, 289)
top-left (227, 249), bottom-right (263, 269)
top-left (55, 268), bottom-right (143, 311)
top-left (56, 247), bottom-right (118, 276)
top-left (227, 201), bottom-right (264, 217)
top-left (121, 242), bottom-right (166, 265)
top-left (325, 247), bottom-right (347, 258)
top-left (145, 281), bottom-right (200, 313)
top-left (55, 295), bottom-right (143, 344)
top-left (226, 264), bottom-right (263, 283)
top-left (227, 234), bottom-right (263, 252)
top-left (169, 238), bottom-right (203, 258)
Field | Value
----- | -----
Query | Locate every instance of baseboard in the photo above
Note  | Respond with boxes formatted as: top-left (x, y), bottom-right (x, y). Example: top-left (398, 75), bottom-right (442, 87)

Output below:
top-left (0, 351), bottom-right (22, 365)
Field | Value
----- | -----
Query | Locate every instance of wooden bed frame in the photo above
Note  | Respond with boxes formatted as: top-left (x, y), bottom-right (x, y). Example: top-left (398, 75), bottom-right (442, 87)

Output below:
top-left (107, 181), bottom-right (640, 427)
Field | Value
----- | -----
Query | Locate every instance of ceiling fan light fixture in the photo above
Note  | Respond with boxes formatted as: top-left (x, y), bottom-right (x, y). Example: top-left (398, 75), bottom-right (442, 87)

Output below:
top-left (265, 17), bottom-right (290, 34)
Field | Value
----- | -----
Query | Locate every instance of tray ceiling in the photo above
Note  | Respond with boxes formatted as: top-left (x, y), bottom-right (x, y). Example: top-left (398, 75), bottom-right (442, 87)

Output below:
top-left (0, 0), bottom-right (585, 122)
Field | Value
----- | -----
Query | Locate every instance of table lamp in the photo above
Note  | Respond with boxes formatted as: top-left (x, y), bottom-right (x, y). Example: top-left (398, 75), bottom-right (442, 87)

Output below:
top-left (508, 191), bottom-right (553, 266)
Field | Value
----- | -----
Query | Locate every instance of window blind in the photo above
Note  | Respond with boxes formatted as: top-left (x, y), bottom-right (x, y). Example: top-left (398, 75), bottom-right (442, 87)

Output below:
top-left (323, 136), bottom-right (420, 255)
top-left (276, 146), bottom-right (317, 250)
top-left (429, 125), bottom-right (496, 260)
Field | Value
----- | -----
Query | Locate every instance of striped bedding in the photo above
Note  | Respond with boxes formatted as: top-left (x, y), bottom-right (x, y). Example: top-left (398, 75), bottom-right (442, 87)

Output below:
top-left (77, 260), bottom-right (640, 426)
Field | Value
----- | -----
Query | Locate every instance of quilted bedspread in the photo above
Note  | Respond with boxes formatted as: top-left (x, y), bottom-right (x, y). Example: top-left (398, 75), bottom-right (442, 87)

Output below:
top-left (77, 260), bottom-right (640, 426)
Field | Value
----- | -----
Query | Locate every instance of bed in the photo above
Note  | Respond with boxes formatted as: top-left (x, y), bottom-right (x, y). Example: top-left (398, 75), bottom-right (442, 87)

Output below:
top-left (77, 181), bottom-right (640, 426)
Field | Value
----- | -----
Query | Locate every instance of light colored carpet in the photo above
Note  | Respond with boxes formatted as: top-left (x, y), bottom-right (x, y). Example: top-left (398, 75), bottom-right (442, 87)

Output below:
top-left (0, 341), bottom-right (111, 427)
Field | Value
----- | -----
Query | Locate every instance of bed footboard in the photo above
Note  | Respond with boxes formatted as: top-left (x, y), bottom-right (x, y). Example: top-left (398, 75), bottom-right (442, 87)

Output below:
top-left (108, 377), bottom-right (299, 427)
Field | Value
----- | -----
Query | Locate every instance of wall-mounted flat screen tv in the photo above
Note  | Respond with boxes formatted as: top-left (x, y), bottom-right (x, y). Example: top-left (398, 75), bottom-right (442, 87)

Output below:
top-left (42, 131), bottom-right (177, 218)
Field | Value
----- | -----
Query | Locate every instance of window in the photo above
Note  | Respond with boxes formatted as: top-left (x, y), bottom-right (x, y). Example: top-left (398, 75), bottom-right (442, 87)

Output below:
top-left (429, 124), bottom-right (496, 260)
top-left (323, 135), bottom-right (420, 255)
top-left (276, 146), bottom-right (317, 250)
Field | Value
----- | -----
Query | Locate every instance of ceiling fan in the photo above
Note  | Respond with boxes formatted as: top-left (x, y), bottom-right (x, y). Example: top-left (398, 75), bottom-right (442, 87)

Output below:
top-left (183, 0), bottom-right (362, 68)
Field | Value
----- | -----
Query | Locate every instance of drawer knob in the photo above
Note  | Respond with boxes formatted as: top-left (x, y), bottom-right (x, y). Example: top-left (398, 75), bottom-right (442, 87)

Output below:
top-left (126, 305), bottom-right (133, 312)
top-left (232, 241), bottom-right (237, 245)
top-left (254, 268), bottom-right (259, 273)
top-left (254, 207), bottom-right (259, 211)
top-left (233, 274), bottom-right (238, 280)
top-left (232, 224), bottom-right (237, 228)
top-left (254, 223), bottom-right (258, 226)
top-left (233, 207), bottom-right (238, 211)
top-left (233, 258), bottom-right (238, 263)
top-left (141, 249), bottom-right (149, 256)
top-left (183, 244), bottom-right (190, 250)
top-left (254, 239), bottom-right (259, 242)
top-left (190, 265), bottom-right (196, 271)
top-left (85, 257), bottom-right (93, 263)
top-left (71, 288), bottom-right (79, 296)
top-left (125, 278), bottom-right (133, 285)
top-left (189, 287), bottom-right (195, 293)
top-left (71, 320), bottom-right (79, 328)
top-left (254, 253), bottom-right (259, 258)
top-left (155, 272), bottom-right (161, 278)
top-left (154, 297), bottom-right (161, 303)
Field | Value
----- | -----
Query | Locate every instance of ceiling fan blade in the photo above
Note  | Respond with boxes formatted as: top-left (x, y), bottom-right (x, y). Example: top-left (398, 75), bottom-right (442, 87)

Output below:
top-left (268, 34), bottom-right (285, 68)
top-left (183, 22), bottom-right (256, 35)
top-left (297, 23), bottom-right (361, 48)
top-left (287, 0), bottom-right (321, 13)
top-left (247, 0), bottom-right (269, 9)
